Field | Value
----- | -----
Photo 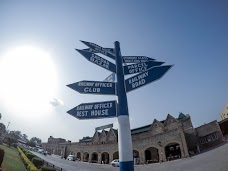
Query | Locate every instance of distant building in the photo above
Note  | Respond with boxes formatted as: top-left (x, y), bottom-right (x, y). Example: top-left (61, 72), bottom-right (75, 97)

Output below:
top-left (195, 121), bottom-right (224, 150)
top-left (42, 114), bottom-right (224, 164)
top-left (220, 103), bottom-right (228, 120)
top-left (42, 136), bottom-right (66, 155)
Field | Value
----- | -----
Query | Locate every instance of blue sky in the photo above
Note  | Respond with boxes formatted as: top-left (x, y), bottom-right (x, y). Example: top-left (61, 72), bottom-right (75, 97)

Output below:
top-left (0, 0), bottom-right (227, 142)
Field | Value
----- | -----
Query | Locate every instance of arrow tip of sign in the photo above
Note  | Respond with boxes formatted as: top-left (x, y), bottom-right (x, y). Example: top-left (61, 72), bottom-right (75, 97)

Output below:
top-left (75, 49), bottom-right (84, 54)
top-left (80, 40), bottom-right (86, 44)
top-left (66, 84), bottom-right (74, 89)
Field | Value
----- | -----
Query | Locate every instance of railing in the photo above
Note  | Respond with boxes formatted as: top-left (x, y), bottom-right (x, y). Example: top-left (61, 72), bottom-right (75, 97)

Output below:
top-left (43, 160), bottom-right (66, 171)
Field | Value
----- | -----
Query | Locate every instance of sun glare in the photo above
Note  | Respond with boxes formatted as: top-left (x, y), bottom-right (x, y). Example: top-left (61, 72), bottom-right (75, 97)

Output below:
top-left (0, 46), bottom-right (57, 118)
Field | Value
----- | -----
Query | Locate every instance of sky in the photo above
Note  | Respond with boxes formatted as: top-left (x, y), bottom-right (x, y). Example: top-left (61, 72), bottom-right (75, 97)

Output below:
top-left (0, 0), bottom-right (227, 143)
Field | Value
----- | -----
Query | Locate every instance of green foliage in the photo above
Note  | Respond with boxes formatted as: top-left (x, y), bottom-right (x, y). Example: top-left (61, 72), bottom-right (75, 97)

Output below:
top-left (32, 157), bottom-right (44, 169)
top-left (17, 146), bottom-right (38, 171)
top-left (5, 136), bottom-right (17, 147)
top-left (30, 137), bottom-right (42, 144)
top-left (0, 148), bottom-right (4, 167)
top-left (8, 131), bottom-right (21, 140)
top-left (26, 153), bottom-right (36, 160)
top-left (40, 166), bottom-right (56, 171)
top-left (27, 141), bottom-right (36, 147)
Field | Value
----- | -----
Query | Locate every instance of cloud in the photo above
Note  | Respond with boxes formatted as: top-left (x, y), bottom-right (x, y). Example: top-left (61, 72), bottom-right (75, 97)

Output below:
top-left (49, 98), bottom-right (64, 107)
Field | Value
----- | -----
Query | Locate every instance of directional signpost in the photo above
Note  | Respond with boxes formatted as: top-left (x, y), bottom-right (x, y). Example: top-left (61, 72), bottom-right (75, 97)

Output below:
top-left (125, 65), bottom-right (173, 92)
top-left (67, 101), bottom-right (116, 120)
top-left (122, 56), bottom-right (155, 63)
top-left (123, 61), bottom-right (164, 75)
top-left (82, 48), bottom-right (114, 57)
top-left (76, 49), bottom-right (116, 73)
top-left (80, 40), bottom-right (115, 60)
top-left (67, 40), bottom-right (173, 171)
top-left (103, 73), bottom-right (116, 82)
top-left (67, 80), bottom-right (116, 95)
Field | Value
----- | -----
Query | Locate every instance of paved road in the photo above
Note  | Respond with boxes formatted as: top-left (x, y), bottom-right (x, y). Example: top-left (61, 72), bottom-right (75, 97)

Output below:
top-left (33, 142), bottom-right (228, 171)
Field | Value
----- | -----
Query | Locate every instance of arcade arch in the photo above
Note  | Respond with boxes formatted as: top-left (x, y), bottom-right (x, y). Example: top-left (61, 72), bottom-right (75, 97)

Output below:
top-left (144, 147), bottom-right (159, 164)
top-left (91, 152), bottom-right (98, 163)
top-left (83, 152), bottom-right (89, 162)
top-left (113, 151), bottom-right (119, 160)
top-left (165, 142), bottom-right (181, 161)
top-left (77, 152), bottom-right (81, 160)
top-left (101, 152), bottom-right (109, 164)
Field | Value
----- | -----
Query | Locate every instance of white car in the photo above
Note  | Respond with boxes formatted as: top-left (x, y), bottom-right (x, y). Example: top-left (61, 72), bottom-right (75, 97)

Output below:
top-left (67, 155), bottom-right (76, 161)
top-left (111, 159), bottom-right (119, 167)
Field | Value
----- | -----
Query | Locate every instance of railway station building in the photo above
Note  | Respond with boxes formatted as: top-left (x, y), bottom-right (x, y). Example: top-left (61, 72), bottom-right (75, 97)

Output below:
top-left (42, 113), bottom-right (224, 164)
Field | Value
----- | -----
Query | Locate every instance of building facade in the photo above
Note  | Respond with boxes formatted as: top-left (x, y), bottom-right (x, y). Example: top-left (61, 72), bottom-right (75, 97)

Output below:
top-left (42, 136), bottom-right (66, 155)
top-left (42, 113), bottom-right (224, 164)
top-left (195, 121), bottom-right (224, 150)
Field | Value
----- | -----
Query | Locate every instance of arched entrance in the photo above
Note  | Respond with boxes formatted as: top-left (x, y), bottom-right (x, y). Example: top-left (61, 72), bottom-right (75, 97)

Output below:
top-left (113, 151), bottom-right (119, 160)
top-left (91, 152), bottom-right (98, 163)
top-left (165, 143), bottom-right (181, 161)
top-left (77, 152), bottom-right (81, 161)
top-left (101, 152), bottom-right (109, 164)
top-left (144, 147), bottom-right (159, 164)
top-left (83, 152), bottom-right (89, 162)
top-left (133, 150), bottom-right (139, 165)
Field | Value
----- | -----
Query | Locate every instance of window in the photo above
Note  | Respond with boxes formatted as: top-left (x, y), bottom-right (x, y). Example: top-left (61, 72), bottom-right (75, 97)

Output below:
top-left (200, 132), bottom-right (218, 144)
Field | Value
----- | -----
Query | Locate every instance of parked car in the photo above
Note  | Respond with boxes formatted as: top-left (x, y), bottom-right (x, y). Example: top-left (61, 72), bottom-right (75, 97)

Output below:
top-left (67, 155), bottom-right (76, 161)
top-left (111, 159), bottom-right (119, 167)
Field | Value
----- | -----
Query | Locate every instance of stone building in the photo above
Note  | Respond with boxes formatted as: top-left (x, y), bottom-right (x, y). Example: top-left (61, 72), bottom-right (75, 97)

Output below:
top-left (42, 136), bottom-right (66, 155)
top-left (195, 120), bottom-right (224, 150)
top-left (42, 113), bottom-right (224, 164)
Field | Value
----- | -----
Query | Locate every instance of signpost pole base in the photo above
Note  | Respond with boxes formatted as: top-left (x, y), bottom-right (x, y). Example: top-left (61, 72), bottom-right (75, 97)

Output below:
top-left (119, 161), bottom-right (134, 171)
top-left (118, 115), bottom-right (134, 171)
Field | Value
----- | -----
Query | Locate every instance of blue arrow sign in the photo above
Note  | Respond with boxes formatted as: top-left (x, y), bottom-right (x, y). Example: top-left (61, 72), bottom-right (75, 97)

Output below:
top-left (125, 65), bottom-right (173, 92)
top-left (76, 49), bottom-right (116, 73)
top-left (103, 73), bottom-right (116, 82)
top-left (80, 40), bottom-right (115, 60)
top-left (123, 56), bottom-right (155, 63)
top-left (67, 101), bottom-right (117, 120)
top-left (67, 80), bottom-right (116, 95)
top-left (124, 61), bottom-right (164, 75)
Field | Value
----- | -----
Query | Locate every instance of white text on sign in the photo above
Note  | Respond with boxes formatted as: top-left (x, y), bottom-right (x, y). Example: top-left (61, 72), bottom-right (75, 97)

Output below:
top-left (90, 54), bottom-right (110, 69)
top-left (127, 63), bottom-right (148, 74)
top-left (76, 102), bottom-right (113, 117)
top-left (128, 71), bottom-right (148, 89)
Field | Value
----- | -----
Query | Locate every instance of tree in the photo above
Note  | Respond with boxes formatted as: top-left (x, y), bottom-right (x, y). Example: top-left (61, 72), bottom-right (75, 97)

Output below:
top-left (0, 123), bottom-right (6, 133)
top-left (8, 130), bottom-right (21, 140)
top-left (5, 136), bottom-right (17, 147)
top-left (26, 141), bottom-right (36, 147)
top-left (22, 134), bottom-right (28, 141)
top-left (30, 137), bottom-right (42, 144)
